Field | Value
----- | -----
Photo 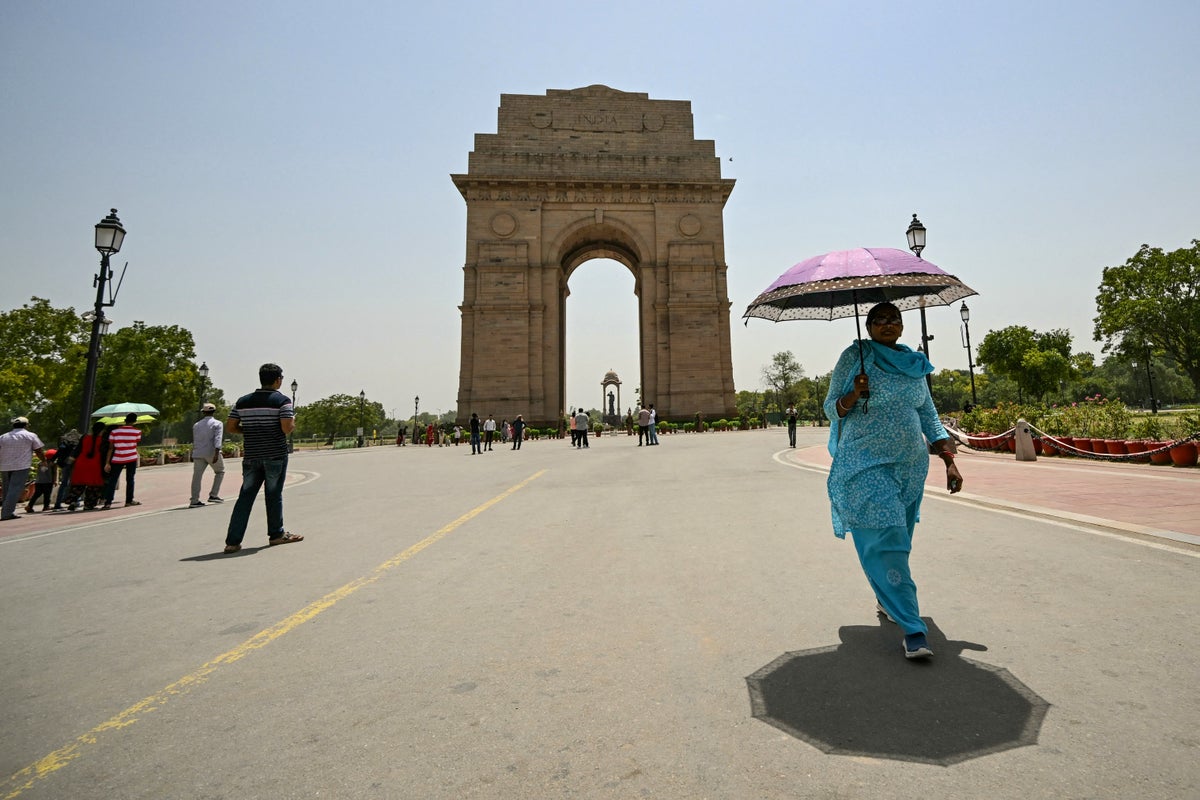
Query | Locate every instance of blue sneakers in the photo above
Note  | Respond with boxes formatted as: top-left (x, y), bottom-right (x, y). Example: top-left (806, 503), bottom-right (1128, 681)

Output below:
top-left (904, 633), bottom-right (934, 659)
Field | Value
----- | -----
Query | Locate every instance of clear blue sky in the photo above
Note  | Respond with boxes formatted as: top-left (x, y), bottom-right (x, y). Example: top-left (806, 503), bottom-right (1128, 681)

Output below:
top-left (3, 1), bottom-right (1197, 418)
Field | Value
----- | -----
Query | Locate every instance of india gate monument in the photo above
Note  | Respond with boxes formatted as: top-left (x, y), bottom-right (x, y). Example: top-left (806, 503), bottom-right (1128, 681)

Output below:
top-left (452, 86), bottom-right (738, 426)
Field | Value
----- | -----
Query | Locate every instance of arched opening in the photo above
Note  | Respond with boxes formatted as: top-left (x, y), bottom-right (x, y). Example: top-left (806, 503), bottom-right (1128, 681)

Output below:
top-left (563, 257), bottom-right (639, 421)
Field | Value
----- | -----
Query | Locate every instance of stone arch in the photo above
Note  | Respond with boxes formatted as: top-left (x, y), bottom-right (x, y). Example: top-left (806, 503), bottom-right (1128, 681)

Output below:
top-left (452, 85), bottom-right (737, 426)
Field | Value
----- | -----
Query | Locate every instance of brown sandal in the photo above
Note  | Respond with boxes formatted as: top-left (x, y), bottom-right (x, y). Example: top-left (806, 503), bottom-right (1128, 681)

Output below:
top-left (268, 532), bottom-right (304, 546)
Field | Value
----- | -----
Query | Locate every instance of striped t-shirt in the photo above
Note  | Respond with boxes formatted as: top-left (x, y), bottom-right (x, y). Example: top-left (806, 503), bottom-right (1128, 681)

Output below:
top-left (230, 389), bottom-right (294, 459)
top-left (109, 425), bottom-right (142, 464)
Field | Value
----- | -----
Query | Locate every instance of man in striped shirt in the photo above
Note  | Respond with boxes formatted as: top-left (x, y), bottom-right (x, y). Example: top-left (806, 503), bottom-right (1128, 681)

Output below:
top-left (223, 363), bottom-right (303, 553)
top-left (103, 413), bottom-right (143, 509)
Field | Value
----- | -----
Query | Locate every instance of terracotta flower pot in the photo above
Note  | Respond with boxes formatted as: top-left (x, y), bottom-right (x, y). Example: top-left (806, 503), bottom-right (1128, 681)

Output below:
top-left (1125, 440), bottom-right (1151, 463)
top-left (1149, 441), bottom-right (1174, 465)
top-left (1105, 439), bottom-right (1128, 456)
top-left (1039, 438), bottom-right (1056, 456)
top-left (1168, 441), bottom-right (1198, 468)
top-left (1032, 438), bottom-right (1044, 455)
top-left (1005, 438), bottom-right (1017, 452)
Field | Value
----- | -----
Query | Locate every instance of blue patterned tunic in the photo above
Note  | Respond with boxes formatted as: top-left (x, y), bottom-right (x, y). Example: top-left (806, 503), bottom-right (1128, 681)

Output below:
top-left (823, 341), bottom-right (948, 539)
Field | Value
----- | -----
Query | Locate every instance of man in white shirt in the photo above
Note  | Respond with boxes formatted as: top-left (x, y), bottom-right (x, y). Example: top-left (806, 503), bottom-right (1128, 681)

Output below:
top-left (190, 403), bottom-right (226, 507)
top-left (573, 409), bottom-right (590, 448)
top-left (1, 417), bottom-right (46, 520)
top-left (483, 414), bottom-right (497, 451)
top-left (648, 404), bottom-right (659, 445)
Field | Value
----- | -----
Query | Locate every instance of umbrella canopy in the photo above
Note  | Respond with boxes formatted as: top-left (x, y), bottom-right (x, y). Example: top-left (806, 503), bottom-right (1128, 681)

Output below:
top-left (743, 248), bottom-right (976, 322)
top-left (95, 414), bottom-right (158, 426)
top-left (91, 402), bottom-right (160, 418)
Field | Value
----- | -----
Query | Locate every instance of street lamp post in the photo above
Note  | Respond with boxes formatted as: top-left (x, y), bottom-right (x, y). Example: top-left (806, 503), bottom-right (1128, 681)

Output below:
top-left (198, 362), bottom-right (209, 410)
top-left (1144, 348), bottom-right (1158, 414)
top-left (905, 213), bottom-right (933, 394)
top-left (357, 390), bottom-right (366, 447)
top-left (959, 301), bottom-right (978, 408)
top-left (78, 209), bottom-right (126, 433)
top-left (413, 395), bottom-right (419, 446)
top-left (289, 379), bottom-right (298, 453)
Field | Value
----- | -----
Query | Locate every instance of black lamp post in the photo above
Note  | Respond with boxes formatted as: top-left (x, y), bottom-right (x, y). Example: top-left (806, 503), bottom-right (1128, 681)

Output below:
top-left (289, 379), bottom-right (298, 452)
top-left (198, 362), bottom-right (209, 410)
top-left (358, 389), bottom-right (366, 447)
top-left (959, 301), bottom-right (978, 407)
top-left (1144, 348), bottom-right (1159, 414)
top-left (905, 213), bottom-right (933, 394)
top-left (78, 209), bottom-right (126, 433)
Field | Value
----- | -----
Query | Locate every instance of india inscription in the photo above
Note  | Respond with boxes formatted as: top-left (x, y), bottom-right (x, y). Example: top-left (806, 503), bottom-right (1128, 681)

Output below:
top-left (453, 85), bottom-right (737, 426)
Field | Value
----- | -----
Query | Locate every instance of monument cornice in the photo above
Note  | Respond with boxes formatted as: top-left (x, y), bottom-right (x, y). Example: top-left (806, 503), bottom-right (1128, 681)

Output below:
top-left (451, 176), bottom-right (735, 205)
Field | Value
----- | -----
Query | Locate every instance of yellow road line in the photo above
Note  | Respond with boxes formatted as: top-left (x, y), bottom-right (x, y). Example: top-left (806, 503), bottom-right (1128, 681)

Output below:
top-left (2, 469), bottom-right (546, 800)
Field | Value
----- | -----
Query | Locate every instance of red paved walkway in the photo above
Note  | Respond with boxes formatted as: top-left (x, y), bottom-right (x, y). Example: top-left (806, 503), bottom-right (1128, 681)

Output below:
top-left (787, 444), bottom-right (1200, 546)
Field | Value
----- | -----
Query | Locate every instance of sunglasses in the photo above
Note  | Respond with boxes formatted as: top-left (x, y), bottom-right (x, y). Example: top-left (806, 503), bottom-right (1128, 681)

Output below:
top-left (870, 317), bottom-right (903, 326)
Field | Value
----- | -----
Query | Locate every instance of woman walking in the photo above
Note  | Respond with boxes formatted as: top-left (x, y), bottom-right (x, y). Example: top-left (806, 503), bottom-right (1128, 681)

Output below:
top-left (65, 422), bottom-right (109, 511)
top-left (823, 302), bottom-right (964, 660)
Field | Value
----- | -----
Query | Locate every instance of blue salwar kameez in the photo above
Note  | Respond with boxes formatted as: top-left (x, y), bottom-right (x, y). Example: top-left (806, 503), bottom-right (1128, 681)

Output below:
top-left (824, 340), bottom-right (948, 635)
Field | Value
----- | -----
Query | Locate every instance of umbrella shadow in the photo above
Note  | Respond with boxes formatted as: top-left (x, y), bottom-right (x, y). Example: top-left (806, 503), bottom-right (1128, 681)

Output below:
top-left (745, 619), bottom-right (1050, 766)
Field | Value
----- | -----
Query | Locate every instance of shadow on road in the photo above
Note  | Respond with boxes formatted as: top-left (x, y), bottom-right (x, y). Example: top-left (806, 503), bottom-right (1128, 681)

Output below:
top-left (180, 546), bottom-right (268, 562)
top-left (746, 619), bottom-right (1050, 766)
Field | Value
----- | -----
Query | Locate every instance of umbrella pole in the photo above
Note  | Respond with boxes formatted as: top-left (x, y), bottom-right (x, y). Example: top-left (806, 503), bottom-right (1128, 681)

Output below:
top-left (853, 295), bottom-right (870, 413)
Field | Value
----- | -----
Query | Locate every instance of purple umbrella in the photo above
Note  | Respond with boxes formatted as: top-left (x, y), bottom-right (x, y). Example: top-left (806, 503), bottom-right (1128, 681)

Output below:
top-left (744, 248), bottom-right (976, 322)
top-left (744, 247), bottom-right (978, 409)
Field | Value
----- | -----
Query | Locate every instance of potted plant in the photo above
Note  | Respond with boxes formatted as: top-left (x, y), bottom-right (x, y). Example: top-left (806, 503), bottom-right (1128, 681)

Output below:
top-left (1167, 412), bottom-right (1199, 468)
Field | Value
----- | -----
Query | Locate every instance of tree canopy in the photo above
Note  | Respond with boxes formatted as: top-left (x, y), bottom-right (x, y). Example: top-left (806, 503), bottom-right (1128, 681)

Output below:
top-left (1093, 240), bottom-right (1200, 397)
top-left (976, 325), bottom-right (1074, 400)
top-left (0, 297), bottom-right (203, 437)
top-left (761, 351), bottom-right (805, 405)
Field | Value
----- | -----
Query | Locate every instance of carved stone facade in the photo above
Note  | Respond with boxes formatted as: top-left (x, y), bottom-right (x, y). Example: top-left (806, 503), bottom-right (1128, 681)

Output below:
top-left (453, 85), bottom-right (737, 426)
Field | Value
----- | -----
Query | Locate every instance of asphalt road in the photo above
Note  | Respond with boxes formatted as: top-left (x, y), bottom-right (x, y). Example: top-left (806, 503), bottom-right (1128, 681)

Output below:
top-left (1, 428), bottom-right (1197, 799)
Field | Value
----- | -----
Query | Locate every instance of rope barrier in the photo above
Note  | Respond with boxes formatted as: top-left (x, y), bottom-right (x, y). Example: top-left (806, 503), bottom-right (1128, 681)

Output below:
top-left (942, 419), bottom-right (1200, 462)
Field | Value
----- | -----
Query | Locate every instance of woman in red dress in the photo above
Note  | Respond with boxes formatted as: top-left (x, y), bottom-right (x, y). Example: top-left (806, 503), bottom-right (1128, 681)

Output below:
top-left (66, 422), bottom-right (109, 511)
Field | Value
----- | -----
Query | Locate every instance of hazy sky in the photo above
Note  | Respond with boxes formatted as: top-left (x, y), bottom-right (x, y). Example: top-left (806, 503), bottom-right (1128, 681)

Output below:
top-left (3, 1), bottom-right (1197, 419)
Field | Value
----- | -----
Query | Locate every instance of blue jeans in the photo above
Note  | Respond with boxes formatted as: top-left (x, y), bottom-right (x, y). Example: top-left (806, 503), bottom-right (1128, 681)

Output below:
top-left (2, 470), bottom-right (27, 519)
top-left (470, 432), bottom-right (481, 453)
top-left (225, 456), bottom-right (287, 546)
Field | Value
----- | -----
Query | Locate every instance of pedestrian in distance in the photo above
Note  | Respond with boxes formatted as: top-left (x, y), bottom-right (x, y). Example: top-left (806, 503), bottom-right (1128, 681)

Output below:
top-left (568, 408), bottom-right (577, 447)
top-left (102, 413), bottom-right (143, 509)
top-left (511, 415), bottom-right (525, 450)
top-left (500, 419), bottom-right (509, 445)
top-left (0, 416), bottom-right (46, 520)
top-left (223, 363), bottom-right (304, 553)
top-left (425, 422), bottom-right (434, 447)
top-left (786, 403), bottom-right (798, 448)
top-left (51, 429), bottom-right (81, 510)
top-left (453, 424), bottom-right (462, 446)
top-left (24, 449), bottom-right (57, 513)
top-left (823, 302), bottom-right (963, 660)
top-left (637, 405), bottom-right (651, 446)
top-left (574, 408), bottom-right (590, 448)
top-left (648, 404), bottom-right (659, 445)
top-left (190, 403), bottom-right (225, 507)
top-left (484, 414), bottom-right (496, 450)
top-left (64, 421), bottom-right (107, 511)
top-left (469, 412), bottom-right (481, 454)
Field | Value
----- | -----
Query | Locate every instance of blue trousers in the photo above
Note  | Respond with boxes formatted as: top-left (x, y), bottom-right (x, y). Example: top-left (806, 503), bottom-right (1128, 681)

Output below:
top-left (225, 456), bottom-right (287, 546)
top-left (850, 501), bottom-right (927, 635)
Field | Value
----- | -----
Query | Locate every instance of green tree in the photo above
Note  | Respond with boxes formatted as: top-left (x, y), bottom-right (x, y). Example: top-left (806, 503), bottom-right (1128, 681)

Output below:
top-left (0, 297), bottom-right (89, 427)
top-left (761, 351), bottom-right (805, 405)
top-left (294, 394), bottom-right (387, 441)
top-left (1094, 240), bottom-right (1200, 398)
top-left (93, 321), bottom-right (200, 425)
top-left (976, 325), bottom-right (1074, 400)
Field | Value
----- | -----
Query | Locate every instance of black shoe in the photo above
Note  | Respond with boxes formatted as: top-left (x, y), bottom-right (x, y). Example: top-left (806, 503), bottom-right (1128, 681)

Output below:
top-left (207, 497), bottom-right (224, 504)
top-left (189, 500), bottom-right (206, 508)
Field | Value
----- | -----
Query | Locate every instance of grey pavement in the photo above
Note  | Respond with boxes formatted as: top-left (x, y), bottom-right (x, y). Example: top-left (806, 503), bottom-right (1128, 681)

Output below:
top-left (1, 429), bottom-right (1197, 799)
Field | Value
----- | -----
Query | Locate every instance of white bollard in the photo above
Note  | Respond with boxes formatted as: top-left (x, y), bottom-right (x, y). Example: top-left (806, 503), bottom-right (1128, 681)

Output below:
top-left (1014, 418), bottom-right (1037, 462)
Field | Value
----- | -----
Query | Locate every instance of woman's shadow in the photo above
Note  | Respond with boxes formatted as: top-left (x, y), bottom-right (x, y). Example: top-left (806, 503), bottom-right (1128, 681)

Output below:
top-left (746, 619), bottom-right (1050, 766)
